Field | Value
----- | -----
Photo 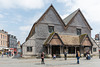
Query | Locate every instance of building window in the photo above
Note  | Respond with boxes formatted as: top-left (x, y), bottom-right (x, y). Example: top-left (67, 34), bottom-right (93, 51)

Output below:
top-left (93, 48), bottom-right (96, 52)
top-left (48, 26), bottom-right (54, 33)
top-left (1, 34), bottom-right (2, 39)
top-left (77, 29), bottom-right (81, 35)
top-left (1, 41), bottom-right (2, 45)
top-left (27, 47), bottom-right (32, 52)
top-left (3, 35), bottom-right (4, 39)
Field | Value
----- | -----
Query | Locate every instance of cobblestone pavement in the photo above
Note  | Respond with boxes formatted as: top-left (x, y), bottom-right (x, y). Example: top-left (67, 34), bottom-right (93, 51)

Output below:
top-left (0, 56), bottom-right (100, 67)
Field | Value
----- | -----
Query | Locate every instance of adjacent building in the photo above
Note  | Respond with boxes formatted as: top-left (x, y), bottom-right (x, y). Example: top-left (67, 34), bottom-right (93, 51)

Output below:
top-left (0, 30), bottom-right (8, 53)
top-left (94, 34), bottom-right (100, 53)
top-left (22, 5), bottom-right (98, 57)
top-left (8, 34), bottom-right (17, 53)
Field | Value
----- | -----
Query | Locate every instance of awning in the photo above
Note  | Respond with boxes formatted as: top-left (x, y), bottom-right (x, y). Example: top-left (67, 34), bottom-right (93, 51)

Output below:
top-left (4, 48), bottom-right (9, 49)
top-left (0, 47), bottom-right (9, 50)
top-left (0, 48), bottom-right (3, 50)
top-left (9, 48), bottom-right (14, 50)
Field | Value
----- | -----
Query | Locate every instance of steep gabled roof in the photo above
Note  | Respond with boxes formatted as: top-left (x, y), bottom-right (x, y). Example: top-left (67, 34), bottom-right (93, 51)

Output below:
top-left (26, 5), bottom-right (92, 41)
top-left (63, 9), bottom-right (79, 25)
top-left (26, 4), bottom-right (65, 41)
top-left (63, 9), bottom-right (92, 30)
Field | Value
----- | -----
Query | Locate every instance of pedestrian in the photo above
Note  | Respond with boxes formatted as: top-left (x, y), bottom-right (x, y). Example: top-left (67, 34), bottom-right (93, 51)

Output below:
top-left (86, 51), bottom-right (91, 60)
top-left (53, 54), bottom-right (56, 59)
top-left (41, 52), bottom-right (45, 64)
top-left (2, 51), bottom-right (4, 58)
top-left (64, 50), bottom-right (67, 60)
top-left (7, 51), bottom-right (9, 57)
top-left (76, 51), bottom-right (80, 64)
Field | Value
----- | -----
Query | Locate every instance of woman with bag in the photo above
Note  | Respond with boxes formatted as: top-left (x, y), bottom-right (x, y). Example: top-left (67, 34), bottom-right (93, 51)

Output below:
top-left (76, 51), bottom-right (80, 64)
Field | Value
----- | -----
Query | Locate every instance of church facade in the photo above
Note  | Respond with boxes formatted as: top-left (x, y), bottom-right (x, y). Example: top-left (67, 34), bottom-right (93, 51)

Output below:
top-left (22, 5), bottom-right (97, 57)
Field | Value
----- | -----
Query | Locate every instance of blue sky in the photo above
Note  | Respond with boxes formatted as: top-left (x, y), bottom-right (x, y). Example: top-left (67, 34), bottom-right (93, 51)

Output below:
top-left (0, 0), bottom-right (100, 44)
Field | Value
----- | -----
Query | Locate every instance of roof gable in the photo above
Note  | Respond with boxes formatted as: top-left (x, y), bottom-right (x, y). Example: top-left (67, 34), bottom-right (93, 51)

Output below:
top-left (26, 4), bottom-right (65, 41)
top-left (44, 32), bottom-right (64, 46)
top-left (80, 34), bottom-right (93, 46)
top-left (63, 9), bottom-right (92, 30)
top-left (63, 9), bottom-right (79, 25)
top-left (82, 37), bottom-right (92, 46)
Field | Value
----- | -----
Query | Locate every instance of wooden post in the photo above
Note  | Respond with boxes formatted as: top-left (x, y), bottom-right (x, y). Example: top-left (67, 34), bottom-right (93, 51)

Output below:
top-left (48, 45), bottom-right (49, 54)
top-left (75, 47), bottom-right (76, 54)
top-left (50, 45), bottom-right (52, 55)
top-left (60, 46), bottom-right (61, 54)
top-left (80, 46), bottom-right (82, 55)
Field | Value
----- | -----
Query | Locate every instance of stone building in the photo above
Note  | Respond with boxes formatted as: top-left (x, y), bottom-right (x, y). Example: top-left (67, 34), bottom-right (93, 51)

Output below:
top-left (8, 34), bottom-right (17, 48)
top-left (0, 30), bottom-right (8, 53)
top-left (93, 34), bottom-right (100, 55)
top-left (22, 5), bottom-right (97, 57)
top-left (8, 34), bottom-right (17, 53)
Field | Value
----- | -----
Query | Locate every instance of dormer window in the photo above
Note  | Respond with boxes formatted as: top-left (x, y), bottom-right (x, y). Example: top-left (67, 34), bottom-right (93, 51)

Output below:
top-left (77, 29), bottom-right (81, 35)
top-left (48, 26), bottom-right (54, 33)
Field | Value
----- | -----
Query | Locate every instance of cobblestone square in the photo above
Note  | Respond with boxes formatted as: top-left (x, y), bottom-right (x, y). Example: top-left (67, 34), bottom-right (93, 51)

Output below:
top-left (0, 56), bottom-right (100, 67)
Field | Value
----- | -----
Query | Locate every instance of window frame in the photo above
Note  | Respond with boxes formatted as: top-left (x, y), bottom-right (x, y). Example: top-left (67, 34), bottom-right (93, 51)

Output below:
top-left (27, 46), bottom-right (32, 52)
top-left (93, 48), bottom-right (97, 52)
top-left (48, 26), bottom-right (54, 33)
top-left (77, 28), bottom-right (81, 35)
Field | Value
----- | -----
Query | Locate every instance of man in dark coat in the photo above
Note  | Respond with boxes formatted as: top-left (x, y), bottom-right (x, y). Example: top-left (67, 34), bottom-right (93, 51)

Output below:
top-left (41, 52), bottom-right (45, 64)
top-left (64, 51), bottom-right (67, 60)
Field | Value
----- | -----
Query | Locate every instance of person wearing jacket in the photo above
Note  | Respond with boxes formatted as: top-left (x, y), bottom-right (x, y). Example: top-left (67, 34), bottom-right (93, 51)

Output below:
top-left (76, 51), bottom-right (80, 64)
top-left (41, 52), bottom-right (45, 64)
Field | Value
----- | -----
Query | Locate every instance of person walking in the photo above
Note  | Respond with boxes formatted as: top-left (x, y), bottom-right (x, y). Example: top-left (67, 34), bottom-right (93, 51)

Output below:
top-left (2, 51), bottom-right (4, 58)
top-left (76, 51), bottom-right (80, 64)
top-left (41, 52), bottom-right (45, 64)
top-left (64, 51), bottom-right (67, 60)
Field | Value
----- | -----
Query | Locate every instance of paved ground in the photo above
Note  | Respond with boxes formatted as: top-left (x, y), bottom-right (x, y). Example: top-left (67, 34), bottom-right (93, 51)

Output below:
top-left (0, 55), bottom-right (100, 67)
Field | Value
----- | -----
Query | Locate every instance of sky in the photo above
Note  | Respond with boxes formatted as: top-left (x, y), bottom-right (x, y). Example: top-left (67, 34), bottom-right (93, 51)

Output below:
top-left (0, 0), bottom-right (100, 44)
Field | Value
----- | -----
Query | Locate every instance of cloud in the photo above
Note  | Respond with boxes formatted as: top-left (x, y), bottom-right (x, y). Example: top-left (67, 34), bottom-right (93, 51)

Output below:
top-left (57, 0), bottom-right (74, 7)
top-left (0, 24), bottom-right (4, 29)
top-left (0, 14), bottom-right (4, 18)
top-left (0, 0), bottom-right (49, 10)
top-left (60, 14), bottom-right (69, 19)
top-left (19, 25), bottom-right (32, 43)
top-left (11, 15), bottom-right (23, 24)
top-left (28, 13), bottom-right (43, 24)
top-left (19, 25), bottom-right (31, 32)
